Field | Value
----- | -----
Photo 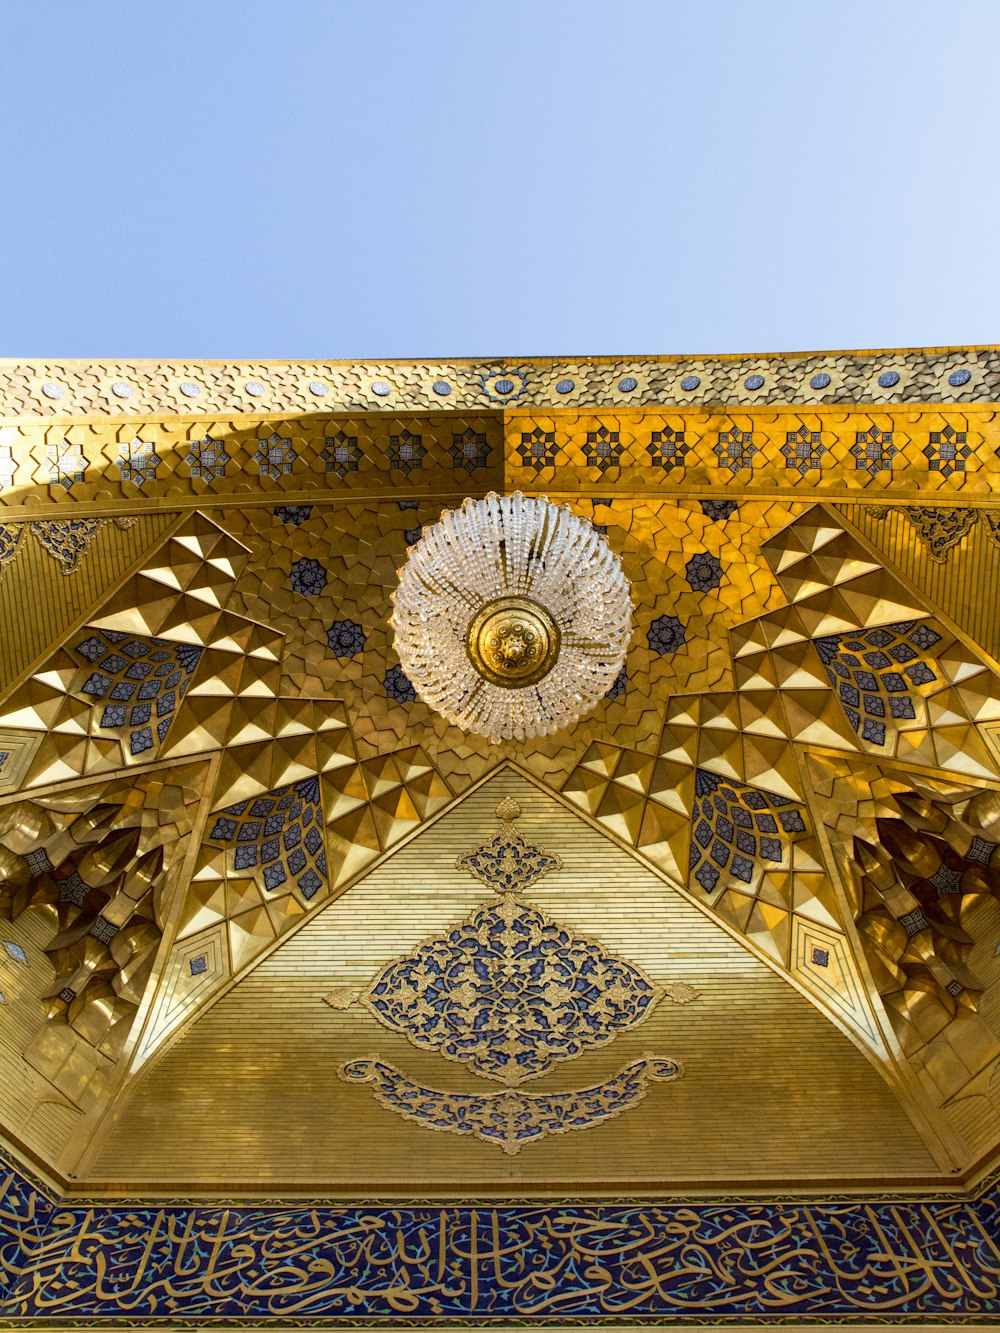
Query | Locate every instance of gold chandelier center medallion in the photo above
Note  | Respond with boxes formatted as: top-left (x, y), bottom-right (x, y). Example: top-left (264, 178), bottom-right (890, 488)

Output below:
top-left (466, 597), bottom-right (561, 688)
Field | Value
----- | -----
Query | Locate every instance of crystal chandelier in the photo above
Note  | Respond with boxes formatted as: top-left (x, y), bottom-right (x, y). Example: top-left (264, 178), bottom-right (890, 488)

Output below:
top-left (391, 493), bottom-right (632, 742)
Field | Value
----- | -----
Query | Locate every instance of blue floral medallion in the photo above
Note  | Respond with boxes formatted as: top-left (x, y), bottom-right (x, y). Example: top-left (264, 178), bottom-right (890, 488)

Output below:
top-left (363, 895), bottom-right (663, 1085)
top-left (454, 797), bottom-right (561, 895)
top-left (358, 799), bottom-right (664, 1086)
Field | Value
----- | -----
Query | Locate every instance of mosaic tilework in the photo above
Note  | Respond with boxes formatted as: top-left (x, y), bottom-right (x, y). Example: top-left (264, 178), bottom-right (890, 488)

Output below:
top-left (449, 426), bottom-right (491, 473)
top-left (688, 770), bottom-right (807, 896)
top-left (604, 665), bottom-right (627, 700)
top-left (815, 620), bottom-right (941, 748)
top-left (3, 407), bottom-right (1000, 514)
top-left (334, 796), bottom-right (690, 1148)
top-left (684, 551), bottom-right (723, 592)
top-left (273, 504), bottom-right (312, 527)
top-left (289, 555), bottom-right (327, 597)
top-left (0, 514), bottom-right (300, 786)
top-left (383, 662), bottom-right (416, 703)
top-left (582, 425), bottom-right (625, 472)
top-left (782, 423), bottom-right (826, 473)
top-left (9, 482), bottom-right (1000, 1167)
top-left (114, 435), bottom-right (159, 488)
top-left (254, 430), bottom-right (296, 479)
top-left (498, 407), bottom-right (999, 500)
top-left (326, 618), bottom-right (365, 658)
top-left (899, 505), bottom-right (979, 560)
top-left (387, 428), bottom-right (425, 475)
top-left (646, 424), bottom-right (689, 471)
top-left (0, 1154), bottom-right (51, 1288)
top-left (516, 425), bottom-right (558, 473)
top-left (647, 613), bottom-right (686, 654)
top-left (454, 797), bottom-right (561, 895)
top-left (8, 354), bottom-right (1000, 1194)
top-left (713, 424), bottom-right (757, 471)
top-left (559, 502), bottom-right (1000, 1048)
top-left (340, 1056), bottom-right (683, 1155)
top-left (321, 429), bottom-right (362, 476)
top-left (867, 503), bottom-right (986, 563)
top-left (0, 523), bottom-right (22, 572)
top-left (184, 433), bottom-right (231, 483)
top-left (359, 895), bottom-right (663, 1085)
top-left (925, 422), bottom-right (972, 476)
top-left (36, 516), bottom-right (138, 573)
top-left (747, 509), bottom-right (1000, 781)
top-left (700, 498), bottom-right (738, 521)
top-left (44, 438), bottom-right (86, 489)
top-left (84, 766), bottom-right (934, 1186)
top-left (220, 498), bottom-right (797, 818)
top-left (851, 423), bottom-right (898, 474)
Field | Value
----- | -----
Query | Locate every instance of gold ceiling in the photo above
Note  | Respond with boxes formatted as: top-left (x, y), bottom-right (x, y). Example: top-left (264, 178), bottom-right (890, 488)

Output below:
top-left (1, 350), bottom-right (1000, 1196)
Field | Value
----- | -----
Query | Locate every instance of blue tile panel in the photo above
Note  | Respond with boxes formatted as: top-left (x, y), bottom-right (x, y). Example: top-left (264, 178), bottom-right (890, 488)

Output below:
top-left (73, 630), bottom-right (203, 755)
top-left (690, 770), bottom-right (806, 894)
top-left (814, 620), bottom-right (941, 747)
top-left (0, 1156), bottom-right (53, 1301)
top-left (209, 776), bottom-right (326, 900)
top-left (3, 1149), bottom-right (1000, 1318)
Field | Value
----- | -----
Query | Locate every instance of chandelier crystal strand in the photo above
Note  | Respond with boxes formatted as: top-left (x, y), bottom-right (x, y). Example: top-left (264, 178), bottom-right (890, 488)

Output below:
top-left (391, 493), bottom-right (632, 742)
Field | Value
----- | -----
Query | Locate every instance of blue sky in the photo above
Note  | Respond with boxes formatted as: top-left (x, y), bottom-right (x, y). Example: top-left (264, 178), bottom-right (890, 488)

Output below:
top-left (1, 0), bottom-right (997, 359)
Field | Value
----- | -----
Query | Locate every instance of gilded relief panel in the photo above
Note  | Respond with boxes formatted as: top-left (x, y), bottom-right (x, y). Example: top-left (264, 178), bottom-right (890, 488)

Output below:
top-left (87, 771), bottom-right (936, 1187)
top-left (3, 356), bottom-right (1000, 1191)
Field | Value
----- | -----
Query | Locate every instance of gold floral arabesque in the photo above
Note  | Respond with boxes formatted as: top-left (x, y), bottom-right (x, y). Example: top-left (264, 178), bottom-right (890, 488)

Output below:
top-left (340, 1054), bottom-right (683, 1155)
top-left (454, 796), bottom-right (562, 895)
top-left (466, 597), bottom-right (560, 688)
top-left (331, 798), bottom-right (694, 1124)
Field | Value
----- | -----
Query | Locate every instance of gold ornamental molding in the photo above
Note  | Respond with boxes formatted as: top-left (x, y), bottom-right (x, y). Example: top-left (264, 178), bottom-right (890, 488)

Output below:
top-left (0, 347), bottom-right (997, 418)
top-left (0, 404), bottom-right (998, 519)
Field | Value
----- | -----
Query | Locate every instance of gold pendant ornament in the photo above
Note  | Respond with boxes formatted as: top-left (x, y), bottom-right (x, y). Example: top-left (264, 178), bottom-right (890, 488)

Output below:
top-left (465, 596), bottom-right (561, 688)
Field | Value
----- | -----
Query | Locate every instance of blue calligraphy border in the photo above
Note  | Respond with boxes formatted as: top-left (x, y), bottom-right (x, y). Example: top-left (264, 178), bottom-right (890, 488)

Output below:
top-left (3, 1154), bottom-right (1000, 1323)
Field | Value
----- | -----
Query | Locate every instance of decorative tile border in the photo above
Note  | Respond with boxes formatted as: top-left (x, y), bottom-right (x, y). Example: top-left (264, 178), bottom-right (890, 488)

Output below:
top-left (1, 348), bottom-right (998, 420)
top-left (2, 1153), bottom-right (1000, 1321)
top-left (2, 407), bottom-right (1000, 515)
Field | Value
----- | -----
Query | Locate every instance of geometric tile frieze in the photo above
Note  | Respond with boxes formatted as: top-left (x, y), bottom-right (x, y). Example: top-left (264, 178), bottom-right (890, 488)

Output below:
top-left (1, 404), bottom-right (1000, 514)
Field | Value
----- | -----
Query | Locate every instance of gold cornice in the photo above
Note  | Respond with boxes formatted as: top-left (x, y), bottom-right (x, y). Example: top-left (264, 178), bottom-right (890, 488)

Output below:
top-left (0, 347), bottom-right (996, 423)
